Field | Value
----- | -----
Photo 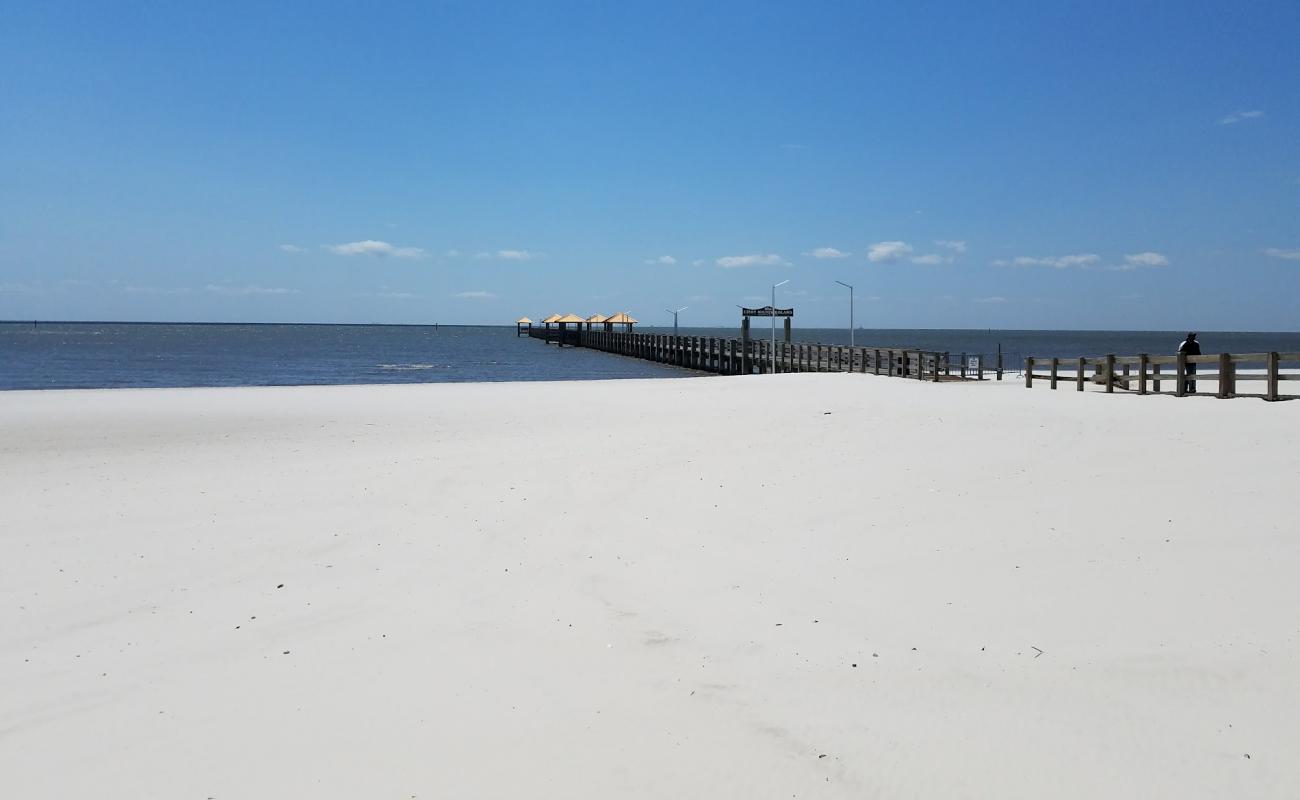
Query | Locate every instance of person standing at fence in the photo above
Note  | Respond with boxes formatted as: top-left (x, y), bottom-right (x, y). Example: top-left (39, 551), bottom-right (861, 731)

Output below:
top-left (1178, 332), bottom-right (1201, 393)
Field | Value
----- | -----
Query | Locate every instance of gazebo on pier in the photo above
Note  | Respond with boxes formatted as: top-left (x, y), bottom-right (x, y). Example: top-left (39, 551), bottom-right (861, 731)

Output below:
top-left (585, 313), bottom-right (607, 331)
top-left (554, 313), bottom-right (586, 346)
top-left (515, 317), bottom-right (532, 336)
top-left (604, 312), bottom-right (638, 332)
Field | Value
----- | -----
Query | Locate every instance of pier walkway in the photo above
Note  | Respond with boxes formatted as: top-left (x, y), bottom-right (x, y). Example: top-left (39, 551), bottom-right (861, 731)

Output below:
top-left (527, 327), bottom-right (991, 381)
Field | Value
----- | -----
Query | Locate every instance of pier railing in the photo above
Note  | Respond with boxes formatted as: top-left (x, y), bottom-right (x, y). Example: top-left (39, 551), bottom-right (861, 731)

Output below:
top-left (527, 327), bottom-right (989, 381)
top-left (1023, 352), bottom-right (1300, 401)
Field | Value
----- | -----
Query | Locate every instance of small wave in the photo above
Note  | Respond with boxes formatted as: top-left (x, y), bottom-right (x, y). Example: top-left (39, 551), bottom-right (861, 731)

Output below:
top-left (377, 363), bottom-right (437, 371)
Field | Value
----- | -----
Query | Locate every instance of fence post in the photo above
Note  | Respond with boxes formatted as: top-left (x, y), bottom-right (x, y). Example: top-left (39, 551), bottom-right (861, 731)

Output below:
top-left (1152, 363), bottom-right (1161, 393)
top-left (996, 344), bottom-right (1003, 381)
top-left (1217, 353), bottom-right (1231, 399)
top-left (1077, 357), bottom-right (1086, 391)
top-left (1266, 352), bottom-right (1279, 401)
top-left (1025, 357), bottom-right (1034, 388)
top-left (977, 354), bottom-right (984, 381)
top-left (1137, 354), bottom-right (1149, 395)
top-left (1175, 352), bottom-right (1187, 397)
top-left (1050, 357), bottom-right (1059, 390)
top-left (1104, 354), bottom-right (1116, 393)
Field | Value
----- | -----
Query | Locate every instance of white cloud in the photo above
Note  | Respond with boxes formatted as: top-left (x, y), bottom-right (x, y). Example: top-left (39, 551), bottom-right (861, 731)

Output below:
top-left (691, 259), bottom-right (706, 266)
top-left (910, 254), bottom-right (949, 265)
top-left (1264, 247), bottom-right (1300, 261)
top-left (476, 249), bottom-right (536, 261)
top-left (993, 253), bottom-right (1101, 269)
top-left (454, 290), bottom-right (497, 299)
top-left (935, 240), bottom-right (967, 253)
top-left (124, 285), bottom-right (190, 295)
top-left (806, 247), bottom-right (850, 259)
top-left (278, 244), bottom-right (308, 254)
top-left (445, 249), bottom-right (462, 257)
top-left (205, 284), bottom-right (299, 296)
top-left (866, 241), bottom-right (913, 263)
top-left (716, 253), bottom-right (790, 268)
top-left (373, 291), bottom-right (417, 299)
top-left (645, 255), bottom-right (678, 265)
top-left (326, 240), bottom-right (425, 258)
top-left (1218, 110), bottom-right (1265, 125)
top-left (1123, 251), bottom-right (1170, 268)
top-left (974, 296), bottom-right (1008, 304)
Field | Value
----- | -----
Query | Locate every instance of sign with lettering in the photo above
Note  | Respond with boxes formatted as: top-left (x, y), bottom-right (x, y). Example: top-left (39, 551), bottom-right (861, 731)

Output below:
top-left (741, 306), bottom-right (794, 318)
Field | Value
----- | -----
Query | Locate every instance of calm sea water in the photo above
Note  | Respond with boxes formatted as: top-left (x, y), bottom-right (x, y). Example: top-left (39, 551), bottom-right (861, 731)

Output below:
top-left (2, 322), bottom-right (1298, 390)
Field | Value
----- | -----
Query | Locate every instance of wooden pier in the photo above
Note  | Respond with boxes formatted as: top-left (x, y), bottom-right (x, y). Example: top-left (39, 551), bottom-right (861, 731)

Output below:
top-left (1024, 352), bottom-right (1300, 401)
top-left (527, 326), bottom-right (988, 380)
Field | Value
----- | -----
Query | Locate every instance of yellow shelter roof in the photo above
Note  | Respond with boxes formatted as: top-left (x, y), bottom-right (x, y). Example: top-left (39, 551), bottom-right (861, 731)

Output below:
top-left (515, 317), bottom-right (533, 324)
top-left (605, 312), bottom-right (638, 324)
top-left (586, 314), bottom-right (608, 323)
top-left (542, 314), bottom-right (562, 323)
top-left (555, 313), bottom-right (586, 323)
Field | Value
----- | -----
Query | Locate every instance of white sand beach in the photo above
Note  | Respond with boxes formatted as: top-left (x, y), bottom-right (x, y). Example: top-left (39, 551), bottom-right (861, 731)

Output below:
top-left (2, 374), bottom-right (1298, 798)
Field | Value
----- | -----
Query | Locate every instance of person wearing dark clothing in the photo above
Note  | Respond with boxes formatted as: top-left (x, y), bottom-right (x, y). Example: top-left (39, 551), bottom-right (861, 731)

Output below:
top-left (1178, 332), bottom-right (1201, 393)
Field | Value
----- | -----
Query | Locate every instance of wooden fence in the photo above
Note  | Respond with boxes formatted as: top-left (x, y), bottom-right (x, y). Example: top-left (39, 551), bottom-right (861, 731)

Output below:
top-left (527, 327), bottom-right (989, 380)
top-left (1024, 352), bottom-right (1300, 401)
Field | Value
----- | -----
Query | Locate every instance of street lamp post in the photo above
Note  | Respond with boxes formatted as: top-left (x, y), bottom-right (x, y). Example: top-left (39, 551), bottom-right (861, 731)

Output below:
top-left (665, 306), bottom-right (688, 336)
top-left (835, 280), bottom-right (854, 347)
top-left (771, 279), bottom-right (789, 371)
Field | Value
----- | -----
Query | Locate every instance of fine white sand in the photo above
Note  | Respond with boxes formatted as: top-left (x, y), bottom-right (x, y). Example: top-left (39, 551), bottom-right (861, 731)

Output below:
top-left (3, 374), bottom-right (1298, 798)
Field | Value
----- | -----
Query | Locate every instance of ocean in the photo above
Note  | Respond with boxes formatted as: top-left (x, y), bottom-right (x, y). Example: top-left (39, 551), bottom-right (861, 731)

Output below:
top-left (3, 322), bottom-right (1298, 390)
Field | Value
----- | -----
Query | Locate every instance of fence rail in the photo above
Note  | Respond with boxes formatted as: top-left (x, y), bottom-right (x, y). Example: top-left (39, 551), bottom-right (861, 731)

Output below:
top-left (527, 327), bottom-right (993, 381)
top-left (1023, 352), bottom-right (1300, 401)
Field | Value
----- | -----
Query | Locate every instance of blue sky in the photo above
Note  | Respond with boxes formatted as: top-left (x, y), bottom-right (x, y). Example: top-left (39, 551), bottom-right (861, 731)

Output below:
top-left (2, 1), bottom-right (1297, 329)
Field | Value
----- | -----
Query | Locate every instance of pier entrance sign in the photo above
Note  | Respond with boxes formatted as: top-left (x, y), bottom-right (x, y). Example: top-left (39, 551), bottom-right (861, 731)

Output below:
top-left (740, 306), bottom-right (794, 317)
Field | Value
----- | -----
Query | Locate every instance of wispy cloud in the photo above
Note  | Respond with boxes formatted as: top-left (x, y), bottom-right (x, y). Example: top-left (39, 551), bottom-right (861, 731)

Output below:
top-left (645, 255), bottom-right (678, 265)
top-left (373, 291), bottom-right (417, 299)
top-left (278, 244), bottom-right (308, 254)
top-left (0, 282), bottom-right (43, 294)
top-left (993, 254), bottom-right (1101, 269)
top-left (805, 247), bottom-right (850, 259)
top-left (974, 296), bottom-right (1008, 304)
top-left (1218, 110), bottom-right (1265, 125)
top-left (935, 240), bottom-right (967, 253)
top-left (866, 241), bottom-right (913, 263)
top-left (454, 290), bottom-right (497, 299)
top-left (1264, 247), bottom-right (1300, 261)
top-left (124, 285), bottom-right (191, 295)
top-left (716, 253), bottom-right (790, 268)
top-left (205, 284), bottom-right (299, 296)
top-left (326, 240), bottom-right (425, 258)
top-left (445, 249), bottom-right (462, 257)
top-left (1121, 251), bottom-right (1170, 268)
top-left (910, 254), bottom-right (949, 265)
top-left (993, 251), bottom-right (1168, 271)
top-left (475, 249), bottom-right (536, 261)
top-left (691, 259), bottom-right (706, 267)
